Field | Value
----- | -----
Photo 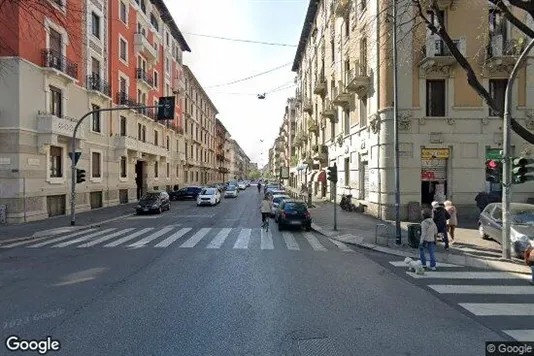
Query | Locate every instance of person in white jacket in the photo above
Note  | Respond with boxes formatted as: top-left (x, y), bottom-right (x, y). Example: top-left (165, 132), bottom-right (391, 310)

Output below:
top-left (259, 195), bottom-right (272, 227)
top-left (420, 208), bottom-right (438, 270)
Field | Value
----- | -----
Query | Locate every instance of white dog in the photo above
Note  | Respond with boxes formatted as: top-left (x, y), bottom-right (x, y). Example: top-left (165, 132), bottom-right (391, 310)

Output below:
top-left (404, 257), bottom-right (425, 275)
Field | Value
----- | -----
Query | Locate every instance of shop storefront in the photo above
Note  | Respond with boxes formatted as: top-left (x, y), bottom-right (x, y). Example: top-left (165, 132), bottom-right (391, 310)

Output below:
top-left (421, 148), bottom-right (449, 206)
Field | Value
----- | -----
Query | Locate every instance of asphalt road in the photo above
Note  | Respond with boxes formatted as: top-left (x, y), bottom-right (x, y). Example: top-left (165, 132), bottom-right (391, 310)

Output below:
top-left (0, 187), bottom-right (508, 356)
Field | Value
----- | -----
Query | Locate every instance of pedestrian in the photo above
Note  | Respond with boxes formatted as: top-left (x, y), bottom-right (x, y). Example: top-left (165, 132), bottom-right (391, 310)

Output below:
top-left (259, 194), bottom-right (272, 227)
top-left (444, 200), bottom-right (457, 244)
top-left (419, 208), bottom-right (438, 270)
top-left (524, 246), bottom-right (534, 286)
top-left (432, 201), bottom-right (451, 249)
top-left (475, 192), bottom-right (489, 213)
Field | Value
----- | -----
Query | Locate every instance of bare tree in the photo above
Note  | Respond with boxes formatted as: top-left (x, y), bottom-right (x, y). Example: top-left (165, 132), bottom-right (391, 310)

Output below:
top-left (409, 0), bottom-right (534, 143)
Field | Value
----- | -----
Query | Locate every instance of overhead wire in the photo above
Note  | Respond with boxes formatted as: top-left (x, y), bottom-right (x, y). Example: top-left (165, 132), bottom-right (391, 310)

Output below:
top-left (181, 32), bottom-right (298, 47)
top-left (205, 62), bottom-right (292, 88)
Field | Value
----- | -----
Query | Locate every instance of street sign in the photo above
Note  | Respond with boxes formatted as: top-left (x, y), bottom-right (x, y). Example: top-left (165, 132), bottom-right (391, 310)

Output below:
top-left (157, 96), bottom-right (175, 121)
top-left (68, 152), bottom-right (81, 165)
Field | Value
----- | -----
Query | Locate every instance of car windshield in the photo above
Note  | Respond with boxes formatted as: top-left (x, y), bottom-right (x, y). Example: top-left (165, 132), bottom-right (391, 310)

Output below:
top-left (201, 188), bottom-right (216, 195)
top-left (141, 193), bottom-right (159, 200)
top-left (273, 196), bottom-right (289, 204)
top-left (285, 202), bottom-right (307, 212)
top-left (511, 206), bottom-right (534, 224)
top-left (228, 185), bottom-right (237, 190)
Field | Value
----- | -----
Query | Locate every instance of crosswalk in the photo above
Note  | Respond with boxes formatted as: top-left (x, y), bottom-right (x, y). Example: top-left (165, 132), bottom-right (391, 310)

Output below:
top-left (1, 226), bottom-right (355, 253)
top-left (388, 259), bottom-right (534, 342)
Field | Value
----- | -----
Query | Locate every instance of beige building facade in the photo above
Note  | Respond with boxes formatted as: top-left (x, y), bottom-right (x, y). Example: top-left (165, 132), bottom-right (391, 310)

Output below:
top-left (284, 0), bottom-right (534, 219)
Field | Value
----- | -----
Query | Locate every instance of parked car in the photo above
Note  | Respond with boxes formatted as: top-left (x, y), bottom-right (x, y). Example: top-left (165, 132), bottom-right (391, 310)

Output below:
top-left (238, 182), bottom-right (247, 190)
top-left (479, 202), bottom-right (534, 257)
top-left (271, 194), bottom-right (291, 216)
top-left (169, 186), bottom-right (202, 200)
top-left (136, 191), bottom-right (171, 214)
top-left (275, 199), bottom-right (312, 231)
top-left (197, 187), bottom-right (222, 206)
top-left (224, 184), bottom-right (239, 198)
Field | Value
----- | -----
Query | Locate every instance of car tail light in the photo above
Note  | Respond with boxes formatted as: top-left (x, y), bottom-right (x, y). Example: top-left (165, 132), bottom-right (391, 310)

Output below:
top-left (305, 211), bottom-right (311, 219)
top-left (280, 212), bottom-right (286, 219)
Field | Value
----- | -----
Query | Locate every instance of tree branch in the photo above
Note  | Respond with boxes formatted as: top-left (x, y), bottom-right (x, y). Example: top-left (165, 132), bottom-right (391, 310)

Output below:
top-left (507, 0), bottom-right (534, 17)
top-left (490, 0), bottom-right (534, 38)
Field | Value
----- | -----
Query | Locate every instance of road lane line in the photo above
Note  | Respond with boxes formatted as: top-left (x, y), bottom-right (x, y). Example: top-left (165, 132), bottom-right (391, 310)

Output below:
top-left (25, 229), bottom-right (98, 248)
top-left (389, 261), bottom-right (460, 268)
top-left (180, 228), bottom-right (211, 248)
top-left (233, 229), bottom-right (251, 249)
top-left (328, 238), bottom-right (354, 252)
top-left (104, 228), bottom-right (153, 247)
top-left (154, 228), bottom-right (192, 248)
top-left (53, 229), bottom-right (116, 248)
top-left (127, 227), bottom-right (174, 248)
top-left (77, 228), bottom-right (135, 247)
top-left (459, 303), bottom-right (534, 316)
top-left (206, 228), bottom-right (232, 249)
top-left (303, 232), bottom-right (327, 251)
top-left (406, 271), bottom-right (532, 280)
top-left (260, 229), bottom-right (274, 250)
top-left (428, 285), bottom-right (534, 295)
top-left (282, 232), bottom-right (299, 250)
top-left (503, 330), bottom-right (534, 342)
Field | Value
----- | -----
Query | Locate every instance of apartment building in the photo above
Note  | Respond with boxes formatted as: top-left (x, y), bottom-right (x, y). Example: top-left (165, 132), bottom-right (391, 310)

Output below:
top-left (285, 0), bottom-right (534, 219)
top-left (227, 139), bottom-right (250, 180)
top-left (0, 0), bottom-right (190, 223)
top-left (215, 118), bottom-right (232, 182)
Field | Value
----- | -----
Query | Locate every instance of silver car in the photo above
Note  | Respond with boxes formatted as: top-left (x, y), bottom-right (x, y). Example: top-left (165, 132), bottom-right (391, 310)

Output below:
top-left (271, 194), bottom-right (291, 216)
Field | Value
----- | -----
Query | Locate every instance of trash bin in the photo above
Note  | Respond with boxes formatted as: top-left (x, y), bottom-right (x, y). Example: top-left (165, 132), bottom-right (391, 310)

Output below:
top-left (407, 223), bottom-right (421, 248)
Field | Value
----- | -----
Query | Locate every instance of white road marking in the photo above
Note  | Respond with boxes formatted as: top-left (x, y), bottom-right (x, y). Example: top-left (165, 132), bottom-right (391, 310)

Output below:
top-left (428, 285), bottom-right (534, 295)
top-left (303, 232), bottom-right (327, 251)
top-left (53, 229), bottom-right (116, 248)
top-left (233, 229), bottom-right (251, 249)
top-left (282, 232), bottom-right (299, 251)
top-left (127, 227), bottom-right (174, 248)
top-left (328, 238), bottom-right (354, 252)
top-left (77, 228), bottom-right (135, 247)
top-left (406, 271), bottom-right (532, 280)
top-left (180, 228), bottom-right (211, 248)
top-left (104, 228), bottom-right (153, 247)
top-left (459, 303), bottom-right (534, 316)
top-left (26, 229), bottom-right (98, 248)
top-left (154, 228), bottom-right (192, 248)
top-left (260, 229), bottom-right (274, 250)
top-left (389, 261), bottom-right (460, 268)
top-left (175, 215), bottom-right (215, 218)
top-left (2, 236), bottom-right (55, 248)
top-left (503, 330), bottom-right (534, 342)
top-left (206, 228), bottom-right (232, 249)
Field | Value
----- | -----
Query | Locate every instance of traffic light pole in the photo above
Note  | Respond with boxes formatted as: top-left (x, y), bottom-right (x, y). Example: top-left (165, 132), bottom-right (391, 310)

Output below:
top-left (501, 37), bottom-right (534, 259)
top-left (70, 104), bottom-right (165, 226)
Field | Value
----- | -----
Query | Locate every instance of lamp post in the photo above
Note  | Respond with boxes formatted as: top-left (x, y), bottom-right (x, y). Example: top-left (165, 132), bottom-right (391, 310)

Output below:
top-left (392, 0), bottom-right (401, 245)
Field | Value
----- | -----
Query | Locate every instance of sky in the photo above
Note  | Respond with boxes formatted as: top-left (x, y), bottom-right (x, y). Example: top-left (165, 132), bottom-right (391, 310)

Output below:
top-left (167, 0), bottom-right (308, 168)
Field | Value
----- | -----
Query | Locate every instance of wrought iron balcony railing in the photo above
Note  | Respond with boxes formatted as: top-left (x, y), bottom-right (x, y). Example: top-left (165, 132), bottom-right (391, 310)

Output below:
top-left (86, 75), bottom-right (111, 97)
top-left (42, 49), bottom-right (78, 79)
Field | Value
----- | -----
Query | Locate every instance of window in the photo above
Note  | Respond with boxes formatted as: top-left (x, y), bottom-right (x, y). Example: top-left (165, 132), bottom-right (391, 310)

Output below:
top-left (426, 80), bottom-right (446, 117)
top-left (49, 28), bottom-right (62, 53)
top-left (92, 104), bottom-right (101, 132)
top-left (120, 116), bottom-right (127, 136)
top-left (153, 71), bottom-right (158, 88)
top-left (120, 1), bottom-right (128, 23)
top-left (154, 131), bottom-right (158, 145)
top-left (92, 152), bottom-right (101, 178)
top-left (91, 12), bottom-right (100, 39)
top-left (489, 79), bottom-right (507, 117)
top-left (91, 57), bottom-right (100, 78)
top-left (154, 161), bottom-right (159, 178)
top-left (344, 108), bottom-right (350, 133)
top-left (138, 123), bottom-right (142, 140)
top-left (49, 146), bottom-right (62, 178)
top-left (166, 163), bottom-right (170, 178)
top-left (119, 76), bottom-right (127, 94)
top-left (330, 39), bottom-right (335, 63)
top-left (49, 86), bottom-right (62, 116)
top-left (119, 38), bottom-right (127, 62)
top-left (166, 136), bottom-right (169, 150)
top-left (120, 156), bottom-right (127, 178)
top-left (359, 95), bottom-right (368, 126)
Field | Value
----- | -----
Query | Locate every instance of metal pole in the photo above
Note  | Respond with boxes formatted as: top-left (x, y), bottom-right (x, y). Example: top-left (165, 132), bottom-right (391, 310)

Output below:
top-left (501, 37), bottom-right (534, 260)
top-left (23, 177), bottom-right (26, 223)
top-left (392, 0), bottom-right (401, 245)
top-left (333, 184), bottom-right (337, 231)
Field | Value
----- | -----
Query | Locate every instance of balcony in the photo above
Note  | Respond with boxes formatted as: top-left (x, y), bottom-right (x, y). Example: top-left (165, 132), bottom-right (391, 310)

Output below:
top-left (486, 35), bottom-right (524, 68)
top-left (86, 75), bottom-right (111, 98)
top-left (332, 0), bottom-right (350, 16)
top-left (332, 82), bottom-right (351, 106)
top-left (419, 36), bottom-right (464, 70)
top-left (302, 98), bottom-right (313, 113)
top-left (172, 77), bottom-right (185, 94)
top-left (136, 107), bottom-right (157, 121)
top-left (345, 60), bottom-right (371, 98)
top-left (134, 33), bottom-right (158, 63)
top-left (37, 112), bottom-right (85, 149)
top-left (136, 68), bottom-right (154, 89)
top-left (41, 49), bottom-right (78, 81)
top-left (312, 144), bottom-right (328, 162)
top-left (321, 98), bottom-right (337, 119)
top-left (313, 72), bottom-right (327, 96)
top-left (308, 119), bottom-right (318, 133)
top-left (116, 92), bottom-right (138, 108)
top-left (423, 0), bottom-right (454, 10)
top-left (114, 135), bottom-right (168, 158)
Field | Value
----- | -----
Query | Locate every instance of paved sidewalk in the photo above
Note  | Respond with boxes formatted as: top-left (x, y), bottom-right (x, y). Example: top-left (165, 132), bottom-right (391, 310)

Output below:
top-left (0, 203), bottom-right (136, 244)
top-left (310, 200), bottom-right (531, 275)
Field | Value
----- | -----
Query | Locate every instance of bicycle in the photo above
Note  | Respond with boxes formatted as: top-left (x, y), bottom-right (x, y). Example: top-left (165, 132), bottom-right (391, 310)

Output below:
top-left (261, 216), bottom-right (270, 232)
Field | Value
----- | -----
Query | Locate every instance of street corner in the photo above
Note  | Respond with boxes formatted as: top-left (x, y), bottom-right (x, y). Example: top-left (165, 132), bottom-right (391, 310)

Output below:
top-left (310, 223), bottom-right (339, 237)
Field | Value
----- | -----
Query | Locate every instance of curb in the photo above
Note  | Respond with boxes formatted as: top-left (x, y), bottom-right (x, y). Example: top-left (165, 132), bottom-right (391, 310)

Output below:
top-left (311, 223), bottom-right (532, 275)
top-left (0, 212), bottom-right (135, 246)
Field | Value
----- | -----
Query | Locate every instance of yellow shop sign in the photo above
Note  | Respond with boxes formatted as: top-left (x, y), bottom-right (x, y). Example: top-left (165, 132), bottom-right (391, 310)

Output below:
top-left (421, 148), bottom-right (449, 159)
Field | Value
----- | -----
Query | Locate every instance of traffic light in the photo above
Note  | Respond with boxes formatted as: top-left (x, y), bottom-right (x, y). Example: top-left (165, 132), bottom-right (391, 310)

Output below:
top-left (157, 96), bottom-right (175, 121)
top-left (76, 169), bottom-right (86, 184)
top-left (512, 157), bottom-right (534, 184)
top-left (327, 163), bottom-right (338, 183)
top-left (485, 159), bottom-right (502, 183)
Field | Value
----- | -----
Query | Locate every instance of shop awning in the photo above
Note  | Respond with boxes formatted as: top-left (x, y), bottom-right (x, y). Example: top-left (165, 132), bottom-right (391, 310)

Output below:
top-left (317, 170), bottom-right (326, 184)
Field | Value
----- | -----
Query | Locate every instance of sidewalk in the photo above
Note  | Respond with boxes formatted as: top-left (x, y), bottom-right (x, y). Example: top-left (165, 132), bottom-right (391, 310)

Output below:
top-left (0, 203), bottom-right (136, 244)
top-left (309, 200), bottom-right (531, 275)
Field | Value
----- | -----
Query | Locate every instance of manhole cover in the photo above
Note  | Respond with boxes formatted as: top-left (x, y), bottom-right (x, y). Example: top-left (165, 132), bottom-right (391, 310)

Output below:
top-left (298, 337), bottom-right (339, 356)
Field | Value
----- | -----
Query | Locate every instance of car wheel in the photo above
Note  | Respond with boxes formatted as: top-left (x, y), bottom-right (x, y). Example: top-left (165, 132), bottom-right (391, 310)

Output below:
top-left (167, 204), bottom-right (171, 211)
top-left (478, 224), bottom-right (489, 239)
top-left (158, 207), bottom-right (162, 214)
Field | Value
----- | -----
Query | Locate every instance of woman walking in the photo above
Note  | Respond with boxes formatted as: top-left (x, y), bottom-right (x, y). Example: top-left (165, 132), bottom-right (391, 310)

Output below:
top-left (444, 200), bottom-right (458, 244)
top-left (432, 201), bottom-right (450, 250)
top-left (419, 208), bottom-right (438, 270)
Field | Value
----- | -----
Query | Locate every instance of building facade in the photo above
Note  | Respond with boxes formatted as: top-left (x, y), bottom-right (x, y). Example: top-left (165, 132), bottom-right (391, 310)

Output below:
top-left (278, 0), bottom-right (534, 219)
top-left (215, 118), bottom-right (231, 182)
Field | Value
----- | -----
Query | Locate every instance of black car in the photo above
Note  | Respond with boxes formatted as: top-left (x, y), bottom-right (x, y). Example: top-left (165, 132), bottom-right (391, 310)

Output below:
top-left (168, 186), bottom-right (202, 200)
top-left (136, 191), bottom-right (171, 214)
top-left (275, 200), bottom-right (312, 231)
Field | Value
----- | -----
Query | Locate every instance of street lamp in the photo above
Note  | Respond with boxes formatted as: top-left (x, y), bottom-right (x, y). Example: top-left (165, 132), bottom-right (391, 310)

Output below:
top-left (392, 0), bottom-right (401, 245)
